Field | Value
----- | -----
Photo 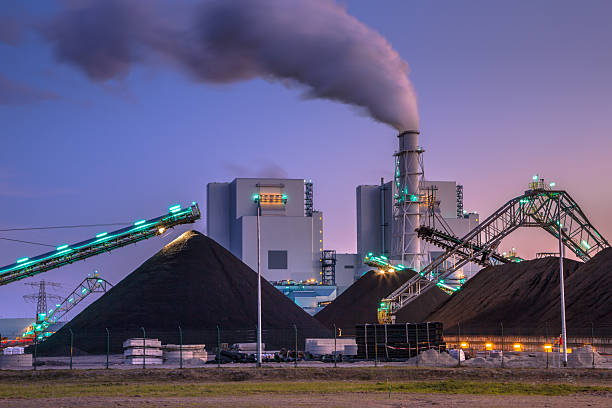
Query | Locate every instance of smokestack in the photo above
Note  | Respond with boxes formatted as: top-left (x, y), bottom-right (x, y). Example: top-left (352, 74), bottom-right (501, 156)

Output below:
top-left (392, 130), bottom-right (422, 270)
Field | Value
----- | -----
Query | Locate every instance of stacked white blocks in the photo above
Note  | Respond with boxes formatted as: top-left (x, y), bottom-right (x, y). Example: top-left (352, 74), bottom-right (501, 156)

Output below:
top-left (123, 338), bottom-right (163, 365)
top-left (305, 338), bottom-right (357, 356)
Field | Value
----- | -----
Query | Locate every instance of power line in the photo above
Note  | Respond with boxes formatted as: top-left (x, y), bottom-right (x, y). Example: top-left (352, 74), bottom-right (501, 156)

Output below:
top-left (0, 237), bottom-right (56, 248)
top-left (0, 223), bottom-right (129, 232)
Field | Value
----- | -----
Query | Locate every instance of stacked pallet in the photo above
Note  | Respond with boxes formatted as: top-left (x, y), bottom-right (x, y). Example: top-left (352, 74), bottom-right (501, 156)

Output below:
top-left (162, 344), bottom-right (207, 364)
top-left (305, 338), bottom-right (358, 356)
top-left (355, 322), bottom-right (444, 360)
top-left (123, 338), bottom-right (163, 365)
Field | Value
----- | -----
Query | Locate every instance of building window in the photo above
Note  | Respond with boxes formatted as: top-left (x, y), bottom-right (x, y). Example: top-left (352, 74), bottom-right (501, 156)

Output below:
top-left (268, 250), bottom-right (288, 269)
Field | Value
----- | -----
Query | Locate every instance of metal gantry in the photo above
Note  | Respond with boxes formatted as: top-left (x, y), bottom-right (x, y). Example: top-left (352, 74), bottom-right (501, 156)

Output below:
top-left (22, 271), bottom-right (113, 340)
top-left (22, 273), bottom-right (113, 340)
top-left (380, 181), bottom-right (609, 321)
top-left (0, 202), bottom-right (201, 286)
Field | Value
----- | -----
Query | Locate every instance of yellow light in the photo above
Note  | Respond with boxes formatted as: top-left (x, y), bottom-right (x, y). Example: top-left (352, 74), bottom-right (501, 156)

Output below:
top-left (158, 227), bottom-right (166, 234)
top-left (485, 343), bottom-right (493, 351)
top-left (544, 344), bottom-right (552, 352)
top-left (513, 343), bottom-right (522, 351)
top-left (388, 268), bottom-right (394, 273)
top-left (460, 342), bottom-right (468, 348)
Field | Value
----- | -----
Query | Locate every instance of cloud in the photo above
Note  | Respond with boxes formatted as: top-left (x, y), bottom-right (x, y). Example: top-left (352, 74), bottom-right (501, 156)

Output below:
top-left (0, 15), bottom-right (25, 46)
top-left (39, 0), bottom-right (418, 131)
top-left (0, 73), bottom-right (60, 105)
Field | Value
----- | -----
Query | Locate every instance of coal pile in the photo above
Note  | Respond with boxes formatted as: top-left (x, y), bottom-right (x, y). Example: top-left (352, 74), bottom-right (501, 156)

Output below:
top-left (427, 251), bottom-right (612, 335)
top-left (315, 269), bottom-right (448, 335)
top-left (37, 230), bottom-right (330, 355)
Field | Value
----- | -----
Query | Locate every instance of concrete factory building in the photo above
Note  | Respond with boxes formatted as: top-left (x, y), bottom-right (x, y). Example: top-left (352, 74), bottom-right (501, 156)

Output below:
top-left (356, 179), bottom-right (480, 280)
top-left (207, 178), bottom-right (325, 283)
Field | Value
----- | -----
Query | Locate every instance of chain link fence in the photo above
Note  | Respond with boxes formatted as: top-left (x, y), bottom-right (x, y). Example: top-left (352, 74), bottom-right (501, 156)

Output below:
top-left (4, 321), bottom-right (610, 370)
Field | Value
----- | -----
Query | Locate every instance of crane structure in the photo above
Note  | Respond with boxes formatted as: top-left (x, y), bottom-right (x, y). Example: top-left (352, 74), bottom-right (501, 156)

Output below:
top-left (23, 280), bottom-right (63, 323)
top-left (378, 177), bottom-right (609, 323)
top-left (0, 202), bottom-right (200, 286)
top-left (21, 272), bottom-right (113, 341)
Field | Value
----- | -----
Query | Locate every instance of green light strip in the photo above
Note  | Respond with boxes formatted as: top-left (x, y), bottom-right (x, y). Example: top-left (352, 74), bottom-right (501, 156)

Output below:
top-left (0, 204), bottom-right (198, 278)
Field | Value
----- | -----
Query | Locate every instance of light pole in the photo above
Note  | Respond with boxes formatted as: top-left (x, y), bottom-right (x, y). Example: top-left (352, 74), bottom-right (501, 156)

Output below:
top-left (557, 194), bottom-right (568, 367)
top-left (256, 204), bottom-right (262, 368)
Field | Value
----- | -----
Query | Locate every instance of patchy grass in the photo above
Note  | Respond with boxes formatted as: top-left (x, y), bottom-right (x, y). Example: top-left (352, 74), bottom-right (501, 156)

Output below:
top-left (0, 380), bottom-right (610, 399)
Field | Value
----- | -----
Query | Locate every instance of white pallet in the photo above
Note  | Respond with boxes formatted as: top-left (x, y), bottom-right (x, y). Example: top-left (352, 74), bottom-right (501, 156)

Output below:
top-left (122, 338), bottom-right (162, 348)
top-left (124, 356), bottom-right (163, 365)
top-left (163, 344), bottom-right (206, 351)
top-left (124, 348), bottom-right (163, 357)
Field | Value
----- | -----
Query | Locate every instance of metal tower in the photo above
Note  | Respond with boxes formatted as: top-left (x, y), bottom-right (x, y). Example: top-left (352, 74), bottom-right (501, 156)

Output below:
top-left (392, 130), bottom-right (424, 271)
top-left (304, 181), bottom-right (314, 217)
top-left (23, 280), bottom-right (62, 323)
top-left (320, 250), bottom-right (336, 285)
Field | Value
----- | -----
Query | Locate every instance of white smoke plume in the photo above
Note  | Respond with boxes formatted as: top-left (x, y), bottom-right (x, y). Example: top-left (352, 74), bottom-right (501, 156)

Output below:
top-left (41, 0), bottom-right (418, 130)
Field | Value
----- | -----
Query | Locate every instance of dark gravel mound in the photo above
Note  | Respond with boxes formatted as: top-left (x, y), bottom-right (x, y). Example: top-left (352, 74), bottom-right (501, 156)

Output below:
top-left (315, 269), bottom-right (448, 335)
top-left (425, 255), bottom-right (604, 334)
top-left (562, 248), bottom-right (612, 325)
top-left (37, 230), bottom-right (329, 355)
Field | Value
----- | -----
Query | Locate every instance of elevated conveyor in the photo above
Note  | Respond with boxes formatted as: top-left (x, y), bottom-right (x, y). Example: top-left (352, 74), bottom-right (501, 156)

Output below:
top-left (21, 272), bottom-right (113, 341)
top-left (379, 180), bottom-right (609, 322)
top-left (0, 202), bottom-right (200, 286)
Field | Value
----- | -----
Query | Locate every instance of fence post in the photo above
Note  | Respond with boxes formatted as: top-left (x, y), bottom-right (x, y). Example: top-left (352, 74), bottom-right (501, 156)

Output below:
top-left (591, 322), bottom-right (595, 369)
top-left (333, 323), bottom-right (337, 368)
top-left (500, 322), bottom-right (504, 369)
top-left (140, 327), bottom-right (146, 370)
top-left (294, 324), bottom-right (298, 368)
top-left (179, 325), bottom-right (183, 370)
top-left (33, 335), bottom-right (38, 371)
top-left (216, 325), bottom-right (220, 369)
top-left (105, 328), bottom-right (110, 369)
top-left (415, 324), bottom-right (419, 367)
top-left (545, 321), bottom-right (549, 369)
top-left (364, 324), bottom-right (368, 360)
top-left (457, 322), bottom-right (461, 367)
top-left (374, 324), bottom-right (378, 367)
top-left (68, 328), bottom-right (73, 370)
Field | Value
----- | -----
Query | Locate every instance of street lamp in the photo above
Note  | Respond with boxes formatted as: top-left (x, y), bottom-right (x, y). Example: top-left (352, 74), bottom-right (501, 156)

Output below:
top-left (557, 194), bottom-right (568, 367)
top-left (256, 204), bottom-right (262, 368)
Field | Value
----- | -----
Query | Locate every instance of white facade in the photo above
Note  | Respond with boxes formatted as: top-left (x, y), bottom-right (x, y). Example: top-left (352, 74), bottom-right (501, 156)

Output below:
top-left (207, 178), bottom-right (323, 282)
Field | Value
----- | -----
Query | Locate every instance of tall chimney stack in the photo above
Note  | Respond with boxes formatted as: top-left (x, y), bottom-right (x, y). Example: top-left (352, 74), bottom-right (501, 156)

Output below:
top-left (392, 130), bottom-right (422, 270)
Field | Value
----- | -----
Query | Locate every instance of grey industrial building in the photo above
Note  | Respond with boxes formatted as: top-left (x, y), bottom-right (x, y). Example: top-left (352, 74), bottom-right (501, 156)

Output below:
top-left (356, 179), bottom-right (480, 281)
top-left (207, 178), bottom-right (324, 283)
top-left (206, 176), bottom-right (479, 311)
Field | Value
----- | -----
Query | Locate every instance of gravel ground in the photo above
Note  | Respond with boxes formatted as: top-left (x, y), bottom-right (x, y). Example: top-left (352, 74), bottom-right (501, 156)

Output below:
top-left (1, 392), bottom-right (611, 408)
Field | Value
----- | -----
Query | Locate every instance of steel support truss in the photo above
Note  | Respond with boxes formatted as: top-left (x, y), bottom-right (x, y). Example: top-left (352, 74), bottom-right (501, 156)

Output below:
top-left (22, 274), bottom-right (113, 340)
top-left (382, 188), bottom-right (609, 318)
top-left (0, 203), bottom-right (200, 286)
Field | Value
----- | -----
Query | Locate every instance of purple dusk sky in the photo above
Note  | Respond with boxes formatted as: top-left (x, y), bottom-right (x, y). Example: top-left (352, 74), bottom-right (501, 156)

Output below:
top-left (0, 0), bottom-right (611, 318)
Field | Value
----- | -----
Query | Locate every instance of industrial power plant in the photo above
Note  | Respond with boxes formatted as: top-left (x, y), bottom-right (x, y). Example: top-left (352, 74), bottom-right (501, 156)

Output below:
top-left (1, 1), bottom-right (612, 407)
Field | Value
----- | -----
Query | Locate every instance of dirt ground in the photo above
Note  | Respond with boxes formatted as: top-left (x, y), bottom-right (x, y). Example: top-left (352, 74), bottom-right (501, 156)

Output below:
top-left (1, 366), bottom-right (611, 407)
top-left (2, 392), bottom-right (612, 408)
